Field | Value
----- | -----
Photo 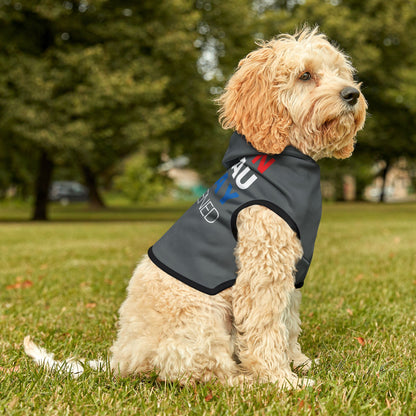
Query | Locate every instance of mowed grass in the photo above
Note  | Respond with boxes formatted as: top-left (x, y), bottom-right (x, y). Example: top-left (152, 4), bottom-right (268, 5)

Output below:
top-left (0, 202), bottom-right (415, 415)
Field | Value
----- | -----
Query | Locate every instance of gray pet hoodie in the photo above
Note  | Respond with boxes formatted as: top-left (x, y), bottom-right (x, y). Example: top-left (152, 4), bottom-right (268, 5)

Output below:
top-left (149, 132), bottom-right (322, 295)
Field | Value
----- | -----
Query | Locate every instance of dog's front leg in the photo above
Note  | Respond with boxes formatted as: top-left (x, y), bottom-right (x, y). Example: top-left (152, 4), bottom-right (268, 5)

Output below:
top-left (286, 289), bottom-right (316, 373)
top-left (232, 205), bottom-right (312, 388)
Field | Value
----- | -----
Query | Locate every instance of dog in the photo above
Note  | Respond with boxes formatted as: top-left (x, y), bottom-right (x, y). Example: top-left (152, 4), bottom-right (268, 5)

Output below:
top-left (25, 27), bottom-right (366, 389)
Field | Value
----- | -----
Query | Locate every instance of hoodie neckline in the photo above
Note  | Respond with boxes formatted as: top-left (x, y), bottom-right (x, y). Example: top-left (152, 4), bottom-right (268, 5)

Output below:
top-left (222, 132), bottom-right (317, 169)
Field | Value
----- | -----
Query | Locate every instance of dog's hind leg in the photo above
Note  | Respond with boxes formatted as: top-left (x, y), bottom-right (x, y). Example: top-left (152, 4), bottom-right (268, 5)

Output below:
top-left (147, 284), bottom-right (245, 385)
top-left (232, 205), bottom-right (314, 388)
top-left (152, 303), bottom-right (241, 385)
top-left (110, 258), bottom-right (241, 384)
top-left (109, 259), bottom-right (168, 377)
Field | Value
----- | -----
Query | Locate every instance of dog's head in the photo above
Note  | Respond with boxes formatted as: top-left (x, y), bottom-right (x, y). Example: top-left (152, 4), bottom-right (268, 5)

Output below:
top-left (218, 27), bottom-right (367, 160)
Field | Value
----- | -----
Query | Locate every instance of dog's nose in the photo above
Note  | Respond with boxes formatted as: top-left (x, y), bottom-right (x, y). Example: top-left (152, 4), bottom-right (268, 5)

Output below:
top-left (340, 87), bottom-right (360, 106)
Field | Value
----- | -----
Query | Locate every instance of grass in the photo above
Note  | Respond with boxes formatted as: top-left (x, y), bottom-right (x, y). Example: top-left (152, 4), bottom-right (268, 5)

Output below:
top-left (0, 201), bottom-right (415, 415)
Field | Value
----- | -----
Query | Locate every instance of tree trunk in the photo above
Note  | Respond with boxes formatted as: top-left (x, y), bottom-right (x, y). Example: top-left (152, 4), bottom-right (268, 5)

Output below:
top-left (81, 164), bottom-right (106, 209)
top-left (32, 150), bottom-right (54, 221)
top-left (379, 160), bottom-right (390, 203)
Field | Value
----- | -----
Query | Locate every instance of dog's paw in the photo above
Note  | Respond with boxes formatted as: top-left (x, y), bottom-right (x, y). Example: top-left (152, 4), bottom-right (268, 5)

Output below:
top-left (299, 377), bottom-right (315, 388)
top-left (293, 356), bottom-right (319, 373)
top-left (280, 375), bottom-right (315, 390)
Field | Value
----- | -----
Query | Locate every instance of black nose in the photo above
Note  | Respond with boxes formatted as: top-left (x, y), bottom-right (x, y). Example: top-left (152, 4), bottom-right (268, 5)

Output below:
top-left (340, 87), bottom-right (360, 106)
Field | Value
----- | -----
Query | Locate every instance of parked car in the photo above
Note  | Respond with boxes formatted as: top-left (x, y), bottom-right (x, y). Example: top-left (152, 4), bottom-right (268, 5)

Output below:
top-left (49, 181), bottom-right (89, 205)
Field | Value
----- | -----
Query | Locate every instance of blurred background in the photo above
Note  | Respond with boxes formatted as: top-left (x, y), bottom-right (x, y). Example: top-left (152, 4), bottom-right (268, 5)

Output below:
top-left (0, 0), bottom-right (415, 220)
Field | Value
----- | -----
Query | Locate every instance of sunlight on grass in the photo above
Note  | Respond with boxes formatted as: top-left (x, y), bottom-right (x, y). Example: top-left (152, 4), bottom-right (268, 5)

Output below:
top-left (0, 202), bottom-right (415, 415)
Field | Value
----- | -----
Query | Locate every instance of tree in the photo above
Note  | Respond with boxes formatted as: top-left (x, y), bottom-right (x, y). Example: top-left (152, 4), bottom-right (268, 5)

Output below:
top-left (0, 1), bottom-right (193, 219)
top-left (0, 0), bottom-right (261, 217)
top-left (153, 0), bottom-right (256, 184)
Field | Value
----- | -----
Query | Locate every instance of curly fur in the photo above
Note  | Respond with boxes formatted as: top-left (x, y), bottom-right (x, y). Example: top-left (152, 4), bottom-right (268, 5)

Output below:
top-left (25, 27), bottom-right (366, 389)
top-left (218, 27), bottom-right (366, 159)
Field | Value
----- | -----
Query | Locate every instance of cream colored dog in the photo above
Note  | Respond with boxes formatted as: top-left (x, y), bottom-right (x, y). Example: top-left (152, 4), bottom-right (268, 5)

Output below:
top-left (25, 27), bottom-right (366, 388)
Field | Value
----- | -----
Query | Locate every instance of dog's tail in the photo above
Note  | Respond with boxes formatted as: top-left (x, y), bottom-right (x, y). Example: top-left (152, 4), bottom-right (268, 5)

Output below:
top-left (23, 336), bottom-right (106, 378)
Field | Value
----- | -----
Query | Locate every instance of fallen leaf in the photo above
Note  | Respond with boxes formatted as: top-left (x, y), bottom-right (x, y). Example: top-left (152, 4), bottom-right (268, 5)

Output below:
top-left (298, 399), bottom-right (305, 410)
top-left (204, 390), bottom-right (213, 402)
top-left (354, 274), bottom-right (364, 281)
top-left (6, 284), bottom-right (18, 290)
top-left (6, 280), bottom-right (33, 290)
top-left (85, 303), bottom-right (96, 309)
top-left (355, 337), bottom-right (366, 346)
top-left (346, 308), bottom-right (353, 316)
top-left (308, 312), bottom-right (314, 317)
top-left (40, 264), bottom-right (48, 270)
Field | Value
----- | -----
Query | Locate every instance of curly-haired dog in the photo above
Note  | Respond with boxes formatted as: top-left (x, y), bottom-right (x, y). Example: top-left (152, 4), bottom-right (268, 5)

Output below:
top-left (25, 27), bottom-right (366, 388)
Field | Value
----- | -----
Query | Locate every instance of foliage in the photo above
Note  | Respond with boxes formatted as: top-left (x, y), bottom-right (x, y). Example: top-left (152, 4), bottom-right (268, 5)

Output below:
top-left (114, 153), bottom-right (170, 203)
top-left (167, 0), bottom-right (256, 184)
top-left (0, 0), bottom-right (189, 166)
top-left (1, 0), bottom-right (416, 207)
top-left (0, 0), bottom-right (198, 217)
top-left (0, 203), bottom-right (416, 414)
top-left (0, 0), bottom-right (257, 213)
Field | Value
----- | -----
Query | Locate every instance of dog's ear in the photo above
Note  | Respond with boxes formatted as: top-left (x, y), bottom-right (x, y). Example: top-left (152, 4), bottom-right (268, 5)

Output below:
top-left (218, 45), bottom-right (291, 154)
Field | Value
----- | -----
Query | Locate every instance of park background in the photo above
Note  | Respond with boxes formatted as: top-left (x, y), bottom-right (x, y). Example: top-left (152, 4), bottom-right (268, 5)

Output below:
top-left (0, 1), bottom-right (416, 415)
top-left (0, 0), bottom-right (416, 218)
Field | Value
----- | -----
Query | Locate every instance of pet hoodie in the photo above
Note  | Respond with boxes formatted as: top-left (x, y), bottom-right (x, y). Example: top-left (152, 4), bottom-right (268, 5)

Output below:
top-left (148, 132), bottom-right (322, 295)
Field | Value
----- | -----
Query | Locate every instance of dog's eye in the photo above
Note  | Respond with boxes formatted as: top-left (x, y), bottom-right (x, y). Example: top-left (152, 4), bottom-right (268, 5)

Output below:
top-left (299, 72), bottom-right (312, 81)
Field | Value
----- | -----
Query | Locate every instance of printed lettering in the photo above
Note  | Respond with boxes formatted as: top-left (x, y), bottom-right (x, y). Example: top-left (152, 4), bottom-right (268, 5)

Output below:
top-left (200, 200), bottom-right (215, 216)
top-left (231, 157), bottom-right (246, 179)
top-left (252, 155), bottom-right (276, 173)
top-left (214, 173), bottom-right (228, 194)
top-left (235, 167), bottom-right (257, 189)
top-left (199, 199), bottom-right (219, 223)
top-left (197, 189), bottom-right (209, 205)
top-left (219, 184), bottom-right (239, 204)
top-left (204, 207), bottom-right (219, 223)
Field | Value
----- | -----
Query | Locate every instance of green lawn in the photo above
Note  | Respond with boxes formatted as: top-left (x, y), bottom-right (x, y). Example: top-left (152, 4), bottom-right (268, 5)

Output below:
top-left (0, 202), bottom-right (415, 415)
